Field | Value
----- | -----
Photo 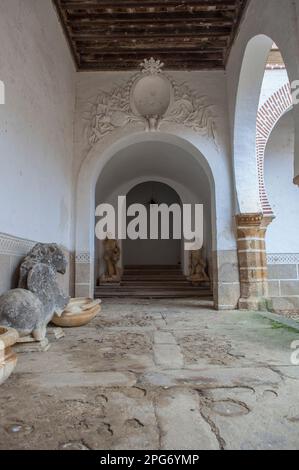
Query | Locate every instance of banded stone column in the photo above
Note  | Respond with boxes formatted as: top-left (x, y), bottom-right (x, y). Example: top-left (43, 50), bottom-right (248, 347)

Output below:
top-left (236, 213), bottom-right (273, 311)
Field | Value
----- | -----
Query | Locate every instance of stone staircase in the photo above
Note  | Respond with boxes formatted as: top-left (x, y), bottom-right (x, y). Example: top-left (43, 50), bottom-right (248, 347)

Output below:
top-left (95, 265), bottom-right (212, 299)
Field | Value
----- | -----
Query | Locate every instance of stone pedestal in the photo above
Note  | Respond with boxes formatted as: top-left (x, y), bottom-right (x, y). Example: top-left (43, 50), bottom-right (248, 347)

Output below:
top-left (236, 213), bottom-right (273, 311)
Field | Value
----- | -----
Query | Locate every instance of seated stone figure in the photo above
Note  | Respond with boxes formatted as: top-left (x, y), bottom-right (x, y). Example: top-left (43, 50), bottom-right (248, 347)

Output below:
top-left (188, 249), bottom-right (210, 284)
top-left (100, 238), bottom-right (121, 283)
top-left (0, 243), bottom-right (69, 341)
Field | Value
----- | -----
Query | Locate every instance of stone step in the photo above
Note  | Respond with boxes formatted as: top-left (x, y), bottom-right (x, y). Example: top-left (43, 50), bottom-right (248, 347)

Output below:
top-left (96, 285), bottom-right (209, 292)
top-left (123, 272), bottom-right (183, 277)
top-left (122, 274), bottom-right (185, 278)
top-left (121, 280), bottom-right (189, 284)
top-left (121, 279), bottom-right (190, 287)
top-left (96, 265), bottom-right (211, 299)
top-left (95, 290), bottom-right (212, 299)
top-left (124, 265), bottom-right (181, 270)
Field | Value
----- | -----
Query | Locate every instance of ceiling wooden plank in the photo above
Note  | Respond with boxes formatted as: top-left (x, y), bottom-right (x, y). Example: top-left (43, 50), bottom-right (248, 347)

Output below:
top-left (52, 0), bottom-right (248, 71)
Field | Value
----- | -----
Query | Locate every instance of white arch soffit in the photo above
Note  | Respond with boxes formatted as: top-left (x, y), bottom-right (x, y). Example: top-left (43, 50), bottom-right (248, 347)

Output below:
top-left (105, 175), bottom-right (197, 209)
top-left (256, 83), bottom-right (293, 216)
top-left (99, 174), bottom-right (212, 252)
top-left (76, 130), bottom-right (217, 258)
top-left (234, 34), bottom-right (274, 214)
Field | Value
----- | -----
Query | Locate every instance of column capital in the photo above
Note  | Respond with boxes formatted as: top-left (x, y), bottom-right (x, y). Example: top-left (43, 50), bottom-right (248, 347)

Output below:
top-left (236, 213), bottom-right (274, 229)
top-left (236, 213), bottom-right (263, 227)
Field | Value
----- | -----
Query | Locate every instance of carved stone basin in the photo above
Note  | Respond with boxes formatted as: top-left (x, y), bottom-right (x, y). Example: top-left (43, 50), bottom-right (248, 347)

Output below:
top-left (52, 298), bottom-right (101, 328)
top-left (0, 326), bottom-right (19, 385)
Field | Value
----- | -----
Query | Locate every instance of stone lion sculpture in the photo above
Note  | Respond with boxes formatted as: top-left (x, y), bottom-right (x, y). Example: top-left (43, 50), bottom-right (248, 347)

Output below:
top-left (100, 238), bottom-right (121, 283)
top-left (0, 243), bottom-right (69, 341)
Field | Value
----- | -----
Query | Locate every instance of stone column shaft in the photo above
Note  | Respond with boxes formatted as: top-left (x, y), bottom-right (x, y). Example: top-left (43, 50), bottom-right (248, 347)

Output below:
top-left (236, 213), bottom-right (272, 311)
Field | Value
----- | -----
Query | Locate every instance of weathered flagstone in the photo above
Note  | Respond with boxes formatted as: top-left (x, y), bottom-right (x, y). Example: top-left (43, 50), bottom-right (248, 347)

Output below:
top-left (155, 388), bottom-right (219, 450)
top-left (0, 298), bottom-right (299, 450)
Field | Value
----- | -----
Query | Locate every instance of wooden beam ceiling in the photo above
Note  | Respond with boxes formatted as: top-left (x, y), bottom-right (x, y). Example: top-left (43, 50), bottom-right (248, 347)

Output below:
top-left (53, 0), bottom-right (248, 71)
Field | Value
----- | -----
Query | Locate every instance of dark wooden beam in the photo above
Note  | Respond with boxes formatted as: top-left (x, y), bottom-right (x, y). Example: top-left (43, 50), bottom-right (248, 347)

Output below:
top-left (60, 0), bottom-right (238, 10)
top-left (66, 12), bottom-right (235, 24)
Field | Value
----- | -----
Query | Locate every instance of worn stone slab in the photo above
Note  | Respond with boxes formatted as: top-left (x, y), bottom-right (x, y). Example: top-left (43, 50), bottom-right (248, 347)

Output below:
top-left (26, 371), bottom-right (137, 388)
top-left (156, 388), bottom-right (219, 450)
top-left (142, 366), bottom-right (282, 388)
top-left (153, 344), bottom-right (184, 369)
top-left (2, 298), bottom-right (299, 450)
top-left (154, 331), bottom-right (177, 345)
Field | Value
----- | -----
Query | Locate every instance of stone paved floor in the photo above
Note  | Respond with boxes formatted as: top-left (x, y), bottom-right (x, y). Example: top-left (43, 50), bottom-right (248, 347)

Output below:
top-left (1, 299), bottom-right (299, 450)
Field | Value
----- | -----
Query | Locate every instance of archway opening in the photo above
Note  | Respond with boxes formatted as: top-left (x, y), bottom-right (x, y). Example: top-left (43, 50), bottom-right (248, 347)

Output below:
top-left (231, 34), bottom-right (299, 312)
top-left (257, 43), bottom-right (293, 216)
top-left (93, 137), bottom-right (214, 301)
top-left (257, 44), bottom-right (298, 314)
top-left (264, 107), bottom-right (298, 312)
top-left (265, 109), bottom-right (296, 251)
top-left (234, 34), bottom-right (274, 214)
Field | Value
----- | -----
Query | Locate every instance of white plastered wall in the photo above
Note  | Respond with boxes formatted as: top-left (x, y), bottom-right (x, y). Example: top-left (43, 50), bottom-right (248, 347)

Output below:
top-left (0, 0), bottom-right (76, 249)
top-left (265, 111), bottom-right (298, 253)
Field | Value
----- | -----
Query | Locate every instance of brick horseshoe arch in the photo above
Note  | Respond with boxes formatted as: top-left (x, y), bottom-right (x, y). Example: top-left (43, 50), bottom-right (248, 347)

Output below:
top-left (256, 83), bottom-right (293, 215)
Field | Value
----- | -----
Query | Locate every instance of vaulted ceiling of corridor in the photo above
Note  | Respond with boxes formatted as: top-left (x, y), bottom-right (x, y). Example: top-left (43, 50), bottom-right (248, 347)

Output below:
top-left (95, 141), bottom-right (212, 206)
top-left (53, 0), bottom-right (248, 71)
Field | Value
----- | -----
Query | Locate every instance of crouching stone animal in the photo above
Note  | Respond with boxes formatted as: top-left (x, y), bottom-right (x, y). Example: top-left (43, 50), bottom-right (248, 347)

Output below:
top-left (0, 244), bottom-right (70, 341)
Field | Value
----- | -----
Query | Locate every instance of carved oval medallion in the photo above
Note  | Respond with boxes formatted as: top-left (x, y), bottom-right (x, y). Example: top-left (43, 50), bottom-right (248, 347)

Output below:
top-left (131, 74), bottom-right (172, 118)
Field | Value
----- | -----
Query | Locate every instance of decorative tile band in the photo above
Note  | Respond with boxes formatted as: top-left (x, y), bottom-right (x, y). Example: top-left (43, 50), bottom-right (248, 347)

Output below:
top-left (0, 233), bottom-right (36, 256)
top-left (267, 253), bottom-right (299, 265)
top-left (0, 233), bottom-right (73, 262)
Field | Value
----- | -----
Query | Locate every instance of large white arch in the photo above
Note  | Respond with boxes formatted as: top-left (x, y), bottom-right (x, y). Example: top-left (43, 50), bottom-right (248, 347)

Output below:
top-left (76, 132), bottom-right (221, 252)
top-left (233, 31), bottom-right (299, 209)
top-left (227, 5), bottom-right (299, 311)
top-left (228, 0), bottom-right (299, 204)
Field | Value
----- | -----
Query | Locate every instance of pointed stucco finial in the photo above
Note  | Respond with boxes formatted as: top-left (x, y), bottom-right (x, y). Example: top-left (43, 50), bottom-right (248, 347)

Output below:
top-left (140, 57), bottom-right (164, 75)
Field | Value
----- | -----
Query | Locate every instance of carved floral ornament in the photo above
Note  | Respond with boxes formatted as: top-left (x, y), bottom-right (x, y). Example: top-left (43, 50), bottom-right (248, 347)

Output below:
top-left (84, 58), bottom-right (218, 149)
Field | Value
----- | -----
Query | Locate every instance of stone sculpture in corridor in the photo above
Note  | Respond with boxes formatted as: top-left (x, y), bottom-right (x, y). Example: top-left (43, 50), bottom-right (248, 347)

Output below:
top-left (0, 244), bottom-right (69, 341)
top-left (188, 249), bottom-right (210, 284)
top-left (101, 238), bottom-right (121, 283)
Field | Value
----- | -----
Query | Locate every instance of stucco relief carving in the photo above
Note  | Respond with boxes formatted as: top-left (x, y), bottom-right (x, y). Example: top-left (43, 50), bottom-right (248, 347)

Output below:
top-left (84, 58), bottom-right (218, 149)
top-left (162, 79), bottom-right (217, 143)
